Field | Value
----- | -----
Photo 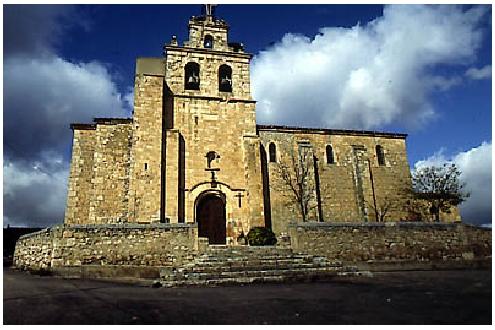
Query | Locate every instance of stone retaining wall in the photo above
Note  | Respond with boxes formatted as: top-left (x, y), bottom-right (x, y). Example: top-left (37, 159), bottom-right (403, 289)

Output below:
top-left (13, 228), bottom-right (54, 270)
top-left (288, 222), bottom-right (491, 265)
top-left (14, 222), bottom-right (491, 274)
top-left (14, 223), bottom-right (198, 271)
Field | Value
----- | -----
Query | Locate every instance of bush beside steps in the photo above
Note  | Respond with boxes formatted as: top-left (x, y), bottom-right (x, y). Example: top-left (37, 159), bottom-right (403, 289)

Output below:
top-left (246, 227), bottom-right (277, 246)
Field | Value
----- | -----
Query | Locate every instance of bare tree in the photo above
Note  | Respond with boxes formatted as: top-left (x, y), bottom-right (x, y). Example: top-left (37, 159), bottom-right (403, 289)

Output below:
top-left (276, 143), bottom-right (318, 222)
top-left (411, 163), bottom-right (470, 222)
top-left (366, 198), bottom-right (399, 222)
top-left (366, 180), bottom-right (415, 222)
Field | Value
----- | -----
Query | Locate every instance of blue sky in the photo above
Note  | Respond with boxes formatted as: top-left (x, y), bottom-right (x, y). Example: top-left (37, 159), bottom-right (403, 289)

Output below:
top-left (3, 4), bottom-right (492, 226)
top-left (59, 4), bottom-right (491, 163)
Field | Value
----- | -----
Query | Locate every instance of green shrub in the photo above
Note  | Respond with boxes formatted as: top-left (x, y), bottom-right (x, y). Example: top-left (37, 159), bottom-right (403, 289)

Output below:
top-left (246, 227), bottom-right (277, 246)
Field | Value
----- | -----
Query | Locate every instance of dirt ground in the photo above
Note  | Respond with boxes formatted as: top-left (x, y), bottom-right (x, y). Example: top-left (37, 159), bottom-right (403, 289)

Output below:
top-left (3, 268), bottom-right (491, 324)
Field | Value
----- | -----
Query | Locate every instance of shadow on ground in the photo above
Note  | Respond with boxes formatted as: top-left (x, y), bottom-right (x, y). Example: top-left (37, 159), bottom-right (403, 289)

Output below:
top-left (3, 268), bottom-right (491, 324)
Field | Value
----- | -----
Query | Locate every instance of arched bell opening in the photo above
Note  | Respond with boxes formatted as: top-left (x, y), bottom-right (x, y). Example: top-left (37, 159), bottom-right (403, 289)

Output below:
top-left (204, 35), bottom-right (214, 49)
top-left (185, 62), bottom-right (200, 90)
top-left (218, 64), bottom-right (232, 92)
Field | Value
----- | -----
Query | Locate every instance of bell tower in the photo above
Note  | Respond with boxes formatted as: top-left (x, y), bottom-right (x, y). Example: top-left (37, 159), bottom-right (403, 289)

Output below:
top-left (157, 5), bottom-right (264, 238)
top-left (163, 5), bottom-right (253, 108)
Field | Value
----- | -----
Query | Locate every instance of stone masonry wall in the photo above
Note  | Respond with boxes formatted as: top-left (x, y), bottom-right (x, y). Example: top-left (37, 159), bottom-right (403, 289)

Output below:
top-left (289, 222), bottom-right (491, 264)
top-left (242, 135), bottom-right (266, 230)
top-left (164, 50), bottom-right (252, 104)
top-left (175, 98), bottom-right (261, 230)
top-left (13, 228), bottom-right (54, 270)
top-left (14, 224), bottom-right (198, 270)
top-left (259, 128), bottom-right (414, 235)
top-left (164, 129), bottom-right (181, 222)
top-left (65, 126), bottom-right (96, 224)
top-left (161, 18), bottom-right (263, 240)
top-left (127, 73), bottom-right (165, 223)
top-left (185, 16), bottom-right (231, 52)
top-left (89, 120), bottom-right (133, 224)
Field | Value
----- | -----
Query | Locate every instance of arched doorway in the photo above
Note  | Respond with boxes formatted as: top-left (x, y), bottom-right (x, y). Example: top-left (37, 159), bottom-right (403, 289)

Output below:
top-left (196, 194), bottom-right (226, 244)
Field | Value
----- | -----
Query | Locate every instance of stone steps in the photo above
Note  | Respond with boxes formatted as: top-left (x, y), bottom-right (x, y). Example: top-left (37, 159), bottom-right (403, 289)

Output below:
top-left (190, 258), bottom-right (341, 268)
top-left (174, 263), bottom-right (338, 275)
top-left (195, 253), bottom-right (309, 260)
top-left (200, 249), bottom-right (295, 257)
top-left (192, 257), bottom-right (316, 266)
top-left (160, 269), bottom-right (340, 287)
top-left (178, 267), bottom-right (341, 280)
top-left (159, 246), bottom-right (344, 287)
top-left (189, 262), bottom-right (321, 272)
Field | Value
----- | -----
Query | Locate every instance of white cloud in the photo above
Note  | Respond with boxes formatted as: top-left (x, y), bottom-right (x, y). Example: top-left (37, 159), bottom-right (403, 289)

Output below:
top-left (4, 6), bottom-right (130, 227)
top-left (252, 5), bottom-right (488, 129)
top-left (425, 75), bottom-right (463, 91)
top-left (465, 65), bottom-right (492, 80)
top-left (4, 56), bottom-right (129, 161)
top-left (3, 157), bottom-right (69, 227)
top-left (414, 141), bottom-right (492, 225)
top-left (3, 57), bottom-right (130, 226)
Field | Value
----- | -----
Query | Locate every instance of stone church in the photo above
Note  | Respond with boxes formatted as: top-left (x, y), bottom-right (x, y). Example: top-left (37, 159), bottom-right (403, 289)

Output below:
top-left (64, 7), bottom-right (447, 245)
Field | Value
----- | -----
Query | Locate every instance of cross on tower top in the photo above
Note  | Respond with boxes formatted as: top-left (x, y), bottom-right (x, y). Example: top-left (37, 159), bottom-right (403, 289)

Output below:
top-left (204, 4), bottom-right (217, 17)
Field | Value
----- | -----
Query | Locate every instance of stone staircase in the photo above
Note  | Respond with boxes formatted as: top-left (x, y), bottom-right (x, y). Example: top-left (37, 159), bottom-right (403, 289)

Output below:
top-left (159, 245), bottom-right (346, 287)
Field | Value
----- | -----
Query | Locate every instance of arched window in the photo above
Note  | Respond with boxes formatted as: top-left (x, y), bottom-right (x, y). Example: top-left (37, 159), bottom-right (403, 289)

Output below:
top-left (326, 145), bottom-right (334, 164)
top-left (218, 64), bottom-right (232, 92)
top-left (376, 145), bottom-right (385, 166)
top-left (204, 35), bottom-right (213, 49)
top-left (184, 62), bottom-right (200, 90)
top-left (269, 142), bottom-right (277, 163)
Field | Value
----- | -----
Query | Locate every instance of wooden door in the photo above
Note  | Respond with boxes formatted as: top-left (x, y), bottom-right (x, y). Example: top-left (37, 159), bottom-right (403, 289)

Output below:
top-left (196, 195), bottom-right (226, 244)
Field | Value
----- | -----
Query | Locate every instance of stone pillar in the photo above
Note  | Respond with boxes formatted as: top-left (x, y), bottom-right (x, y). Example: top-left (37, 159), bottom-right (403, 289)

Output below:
top-left (128, 58), bottom-right (166, 223)
top-left (351, 146), bottom-right (374, 222)
top-left (64, 125), bottom-right (96, 224)
top-left (164, 129), bottom-right (180, 223)
top-left (297, 141), bottom-right (319, 222)
top-left (242, 135), bottom-right (265, 229)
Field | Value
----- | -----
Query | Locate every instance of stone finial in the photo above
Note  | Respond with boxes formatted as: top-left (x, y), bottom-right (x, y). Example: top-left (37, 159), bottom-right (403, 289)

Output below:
top-left (170, 35), bottom-right (178, 46)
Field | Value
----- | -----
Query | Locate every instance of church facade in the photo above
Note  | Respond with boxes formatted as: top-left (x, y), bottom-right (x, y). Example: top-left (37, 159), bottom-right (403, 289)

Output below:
top-left (63, 9), bottom-right (458, 245)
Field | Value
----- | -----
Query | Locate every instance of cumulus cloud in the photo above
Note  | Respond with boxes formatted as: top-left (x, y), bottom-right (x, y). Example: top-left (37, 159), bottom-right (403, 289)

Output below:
top-left (4, 57), bottom-right (128, 163)
top-left (252, 5), bottom-right (488, 129)
top-left (465, 64), bottom-right (492, 80)
top-left (4, 6), bottom-right (129, 227)
top-left (414, 141), bottom-right (492, 225)
top-left (3, 157), bottom-right (69, 228)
